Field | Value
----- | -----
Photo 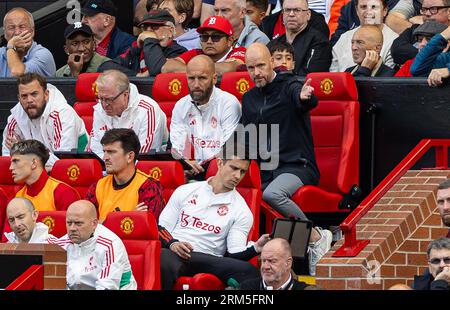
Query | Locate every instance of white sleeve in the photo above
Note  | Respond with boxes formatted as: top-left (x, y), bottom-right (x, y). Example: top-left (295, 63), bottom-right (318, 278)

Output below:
top-left (169, 103), bottom-right (190, 157)
top-left (158, 186), bottom-right (183, 234)
top-left (2, 114), bottom-right (24, 156)
top-left (330, 44), bottom-right (341, 72)
top-left (95, 238), bottom-right (128, 290)
top-left (87, 110), bottom-right (105, 159)
top-left (226, 207), bottom-right (253, 254)
top-left (137, 105), bottom-right (168, 153)
top-left (49, 109), bottom-right (82, 152)
top-left (220, 97), bottom-right (241, 147)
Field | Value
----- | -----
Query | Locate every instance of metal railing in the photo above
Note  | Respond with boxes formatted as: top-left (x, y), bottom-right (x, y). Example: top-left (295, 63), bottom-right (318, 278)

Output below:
top-left (333, 139), bottom-right (450, 257)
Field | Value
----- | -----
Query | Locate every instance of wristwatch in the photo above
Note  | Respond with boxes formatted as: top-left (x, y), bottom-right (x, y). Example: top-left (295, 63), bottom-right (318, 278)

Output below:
top-left (6, 45), bottom-right (16, 51)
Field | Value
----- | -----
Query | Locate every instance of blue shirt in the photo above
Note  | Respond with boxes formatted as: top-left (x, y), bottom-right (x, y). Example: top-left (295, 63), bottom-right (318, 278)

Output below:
top-left (410, 34), bottom-right (450, 77)
top-left (0, 41), bottom-right (56, 77)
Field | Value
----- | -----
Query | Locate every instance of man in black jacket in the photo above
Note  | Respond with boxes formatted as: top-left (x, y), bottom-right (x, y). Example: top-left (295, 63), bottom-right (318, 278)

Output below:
top-left (242, 43), bottom-right (332, 276)
top-left (99, 10), bottom-right (186, 76)
top-left (269, 0), bottom-right (332, 76)
top-left (413, 238), bottom-right (450, 290)
top-left (239, 238), bottom-right (311, 290)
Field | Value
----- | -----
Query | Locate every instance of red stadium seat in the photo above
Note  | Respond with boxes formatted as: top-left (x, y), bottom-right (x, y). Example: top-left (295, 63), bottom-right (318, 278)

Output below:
top-left (0, 156), bottom-right (21, 200)
top-left (51, 159), bottom-right (103, 198)
top-left (136, 160), bottom-right (185, 203)
top-left (0, 188), bottom-right (8, 239)
top-left (173, 159), bottom-right (262, 290)
top-left (74, 72), bottom-right (101, 133)
top-left (151, 73), bottom-right (189, 129)
top-left (103, 211), bottom-right (161, 290)
top-left (292, 72), bottom-right (360, 214)
top-left (2, 211), bottom-right (67, 242)
top-left (219, 71), bottom-right (255, 102)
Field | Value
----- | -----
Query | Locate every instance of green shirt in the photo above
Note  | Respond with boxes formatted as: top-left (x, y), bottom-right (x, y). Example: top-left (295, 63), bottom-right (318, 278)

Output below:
top-left (55, 52), bottom-right (109, 77)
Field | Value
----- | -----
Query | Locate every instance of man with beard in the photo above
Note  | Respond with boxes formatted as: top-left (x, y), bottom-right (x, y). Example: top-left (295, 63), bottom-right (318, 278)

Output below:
top-left (86, 129), bottom-right (164, 222)
top-left (436, 179), bottom-right (450, 238)
top-left (242, 43), bottom-right (332, 276)
top-left (9, 140), bottom-right (80, 211)
top-left (239, 238), bottom-right (311, 290)
top-left (56, 22), bottom-right (109, 77)
top-left (169, 55), bottom-right (241, 180)
top-left (2, 73), bottom-right (88, 169)
top-left (53, 200), bottom-right (137, 290)
top-left (413, 237), bottom-right (450, 290)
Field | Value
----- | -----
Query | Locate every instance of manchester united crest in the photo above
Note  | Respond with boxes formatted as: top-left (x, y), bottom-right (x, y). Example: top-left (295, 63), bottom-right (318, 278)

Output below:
top-left (169, 78), bottom-right (182, 96)
top-left (67, 164), bottom-right (80, 181)
top-left (92, 82), bottom-right (98, 97)
top-left (120, 217), bottom-right (134, 235)
top-left (236, 78), bottom-right (250, 95)
top-left (320, 78), bottom-right (334, 95)
top-left (42, 216), bottom-right (55, 233)
top-left (217, 205), bottom-right (229, 216)
top-left (149, 167), bottom-right (162, 181)
top-left (211, 116), bottom-right (217, 128)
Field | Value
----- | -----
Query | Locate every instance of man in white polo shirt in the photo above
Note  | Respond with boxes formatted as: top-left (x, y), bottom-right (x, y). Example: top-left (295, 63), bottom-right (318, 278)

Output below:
top-left (158, 144), bottom-right (270, 289)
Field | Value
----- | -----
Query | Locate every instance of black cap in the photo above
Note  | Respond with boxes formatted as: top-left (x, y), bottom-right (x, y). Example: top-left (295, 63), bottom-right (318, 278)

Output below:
top-left (138, 10), bottom-right (175, 27)
top-left (81, 0), bottom-right (117, 17)
top-left (413, 20), bottom-right (447, 37)
top-left (64, 22), bottom-right (93, 39)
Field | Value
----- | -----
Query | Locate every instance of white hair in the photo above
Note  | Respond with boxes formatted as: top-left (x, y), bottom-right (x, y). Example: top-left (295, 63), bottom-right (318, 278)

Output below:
top-left (3, 7), bottom-right (35, 28)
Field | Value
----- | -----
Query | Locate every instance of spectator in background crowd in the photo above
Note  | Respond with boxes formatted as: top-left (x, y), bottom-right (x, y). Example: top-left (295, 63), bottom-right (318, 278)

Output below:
top-left (56, 23), bottom-right (109, 77)
top-left (413, 237), bottom-right (450, 290)
top-left (158, 143), bottom-right (270, 289)
top-left (9, 140), bottom-right (80, 211)
top-left (159, 0), bottom-right (201, 50)
top-left (395, 20), bottom-right (448, 77)
top-left (436, 179), bottom-right (450, 238)
top-left (246, 0), bottom-right (269, 28)
top-left (330, 0), bottom-right (398, 72)
top-left (267, 39), bottom-right (295, 71)
top-left (270, 0), bottom-right (332, 76)
top-left (162, 16), bottom-right (247, 74)
top-left (410, 24), bottom-right (450, 83)
top-left (87, 70), bottom-right (168, 158)
top-left (346, 25), bottom-right (396, 76)
top-left (2, 73), bottom-right (88, 168)
top-left (170, 55), bottom-right (241, 180)
top-left (386, 0), bottom-right (438, 34)
top-left (81, 0), bottom-right (135, 59)
top-left (239, 238), bottom-right (312, 290)
top-left (4, 197), bottom-right (56, 243)
top-left (214, 0), bottom-right (270, 47)
top-left (261, 0), bottom-right (330, 40)
top-left (242, 43), bottom-right (332, 276)
top-left (0, 7), bottom-right (55, 77)
top-left (99, 10), bottom-right (186, 77)
top-left (54, 200), bottom-right (137, 290)
top-left (86, 129), bottom-right (165, 222)
top-left (391, 0), bottom-right (450, 67)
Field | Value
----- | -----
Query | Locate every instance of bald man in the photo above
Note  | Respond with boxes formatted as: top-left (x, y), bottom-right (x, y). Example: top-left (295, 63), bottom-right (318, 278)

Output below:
top-left (346, 25), bottom-right (396, 77)
top-left (4, 197), bottom-right (55, 243)
top-left (170, 55), bottom-right (241, 180)
top-left (54, 200), bottom-right (137, 290)
top-left (242, 43), bottom-right (332, 276)
top-left (240, 238), bottom-right (311, 290)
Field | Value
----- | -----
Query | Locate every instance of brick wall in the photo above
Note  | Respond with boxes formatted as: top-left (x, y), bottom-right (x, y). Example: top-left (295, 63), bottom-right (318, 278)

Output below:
top-left (0, 243), bottom-right (66, 290)
top-left (316, 170), bottom-right (450, 290)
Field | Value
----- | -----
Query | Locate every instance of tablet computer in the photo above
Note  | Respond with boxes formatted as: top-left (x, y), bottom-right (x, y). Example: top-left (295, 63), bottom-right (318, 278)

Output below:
top-left (270, 218), bottom-right (313, 259)
top-left (138, 150), bottom-right (193, 170)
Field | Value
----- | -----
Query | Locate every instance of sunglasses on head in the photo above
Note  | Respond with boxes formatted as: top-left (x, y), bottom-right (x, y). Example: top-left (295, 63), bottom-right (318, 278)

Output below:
top-left (199, 34), bottom-right (227, 42)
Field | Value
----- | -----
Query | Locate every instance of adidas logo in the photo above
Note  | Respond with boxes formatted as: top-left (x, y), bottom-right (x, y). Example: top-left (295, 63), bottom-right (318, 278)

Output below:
top-left (188, 199), bottom-right (197, 205)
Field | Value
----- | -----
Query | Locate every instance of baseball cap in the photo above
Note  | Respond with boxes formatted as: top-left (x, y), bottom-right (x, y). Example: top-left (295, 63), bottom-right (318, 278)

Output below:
top-left (413, 20), bottom-right (447, 38)
top-left (81, 0), bottom-right (117, 17)
top-left (197, 16), bottom-right (233, 36)
top-left (64, 22), bottom-right (93, 39)
top-left (138, 10), bottom-right (175, 27)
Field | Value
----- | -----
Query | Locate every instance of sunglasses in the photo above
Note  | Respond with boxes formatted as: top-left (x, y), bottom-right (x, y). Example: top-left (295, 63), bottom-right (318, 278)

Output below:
top-left (429, 257), bottom-right (450, 265)
top-left (199, 34), bottom-right (227, 43)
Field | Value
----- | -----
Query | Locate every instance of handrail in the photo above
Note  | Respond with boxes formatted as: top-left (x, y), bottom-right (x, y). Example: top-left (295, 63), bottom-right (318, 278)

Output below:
top-left (5, 265), bottom-right (44, 290)
top-left (333, 139), bottom-right (450, 257)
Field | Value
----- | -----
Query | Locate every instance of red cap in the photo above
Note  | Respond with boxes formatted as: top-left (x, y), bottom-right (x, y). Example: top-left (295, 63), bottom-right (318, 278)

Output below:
top-left (197, 16), bottom-right (233, 36)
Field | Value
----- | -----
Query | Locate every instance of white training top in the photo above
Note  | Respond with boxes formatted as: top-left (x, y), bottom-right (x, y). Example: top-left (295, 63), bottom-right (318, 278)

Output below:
top-left (159, 180), bottom-right (254, 257)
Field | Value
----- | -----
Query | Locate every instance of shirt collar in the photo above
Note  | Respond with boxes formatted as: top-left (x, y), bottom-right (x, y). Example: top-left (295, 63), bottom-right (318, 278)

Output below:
top-left (25, 170), bottom-right (49, 196)
top-left (263, 274), bottom-right (293, 290)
